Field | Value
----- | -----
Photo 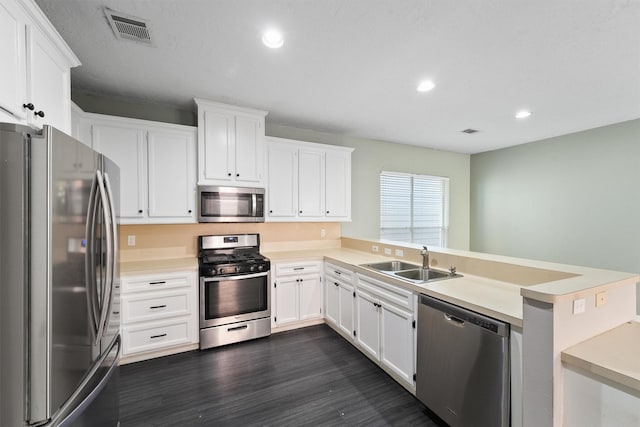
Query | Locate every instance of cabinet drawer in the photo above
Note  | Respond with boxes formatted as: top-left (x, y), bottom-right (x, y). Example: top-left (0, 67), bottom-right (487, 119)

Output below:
top-left (356, 273), bottom-right (414, 311)
top-left (325, 262), bottom-right (354, 282)
top-left (122, 272), bottom-right (192, 293)
top-left (122, 290), bottom-right (190, 324)
top-left (275, 261), bottom-right (321, 277)
top-left (122, 318), bottom-right (193, 355)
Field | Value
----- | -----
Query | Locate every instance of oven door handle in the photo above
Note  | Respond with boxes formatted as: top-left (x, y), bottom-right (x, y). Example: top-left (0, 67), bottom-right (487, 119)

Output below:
top-left (200, 271), bottom-right (270, 282)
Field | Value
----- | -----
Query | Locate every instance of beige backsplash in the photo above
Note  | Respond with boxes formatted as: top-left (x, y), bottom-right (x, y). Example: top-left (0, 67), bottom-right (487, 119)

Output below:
top-left (118, 222), bottom-right (341, 262)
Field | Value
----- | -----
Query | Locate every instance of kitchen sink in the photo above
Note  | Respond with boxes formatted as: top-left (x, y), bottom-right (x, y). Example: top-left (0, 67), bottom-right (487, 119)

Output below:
top-left (362, 261), bottom-right (420, 272)
top-left (361, 262), bottom-right (462, 284)
top-left (394, 268), bottom-right (450, 281)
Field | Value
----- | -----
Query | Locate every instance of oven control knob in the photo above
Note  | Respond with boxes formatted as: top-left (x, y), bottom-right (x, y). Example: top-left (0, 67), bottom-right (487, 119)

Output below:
top-left (219, 268), bottom-right (225, 275)
top-left (250, 265), bottom-right (256, 272)
top-left (258, 264), bottom-right (264, 271)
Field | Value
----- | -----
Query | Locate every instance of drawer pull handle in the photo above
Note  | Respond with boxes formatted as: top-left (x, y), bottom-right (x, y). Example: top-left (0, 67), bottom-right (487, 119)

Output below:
top-left (334, 282), bottom-right (339, 287)
top-left (149, 281), bottom-right (166, 285)
top-left (228, 325), bottom-right (248, 332)
top-left (149, 305), bottom-right (167, 310)
top-left (293, 267), bottom-right (305, 271)
top-left (150, 333), bottom-right (167, 339)
top-left (334, 270), bottom-right (341, 275)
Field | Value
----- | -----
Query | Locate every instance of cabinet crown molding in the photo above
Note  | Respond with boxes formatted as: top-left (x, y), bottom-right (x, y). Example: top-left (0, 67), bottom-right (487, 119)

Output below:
top-left (194, 98), bottom-right (268, 118)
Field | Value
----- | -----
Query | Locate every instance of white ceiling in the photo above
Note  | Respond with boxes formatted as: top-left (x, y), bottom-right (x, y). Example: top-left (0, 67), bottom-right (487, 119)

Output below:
top-left (36, 0), bottom-right (640, 154)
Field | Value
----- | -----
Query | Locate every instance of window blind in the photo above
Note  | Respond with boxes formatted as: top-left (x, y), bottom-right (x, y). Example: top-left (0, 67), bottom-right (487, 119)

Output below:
top-left (380, 172), bottom-right (449, 246)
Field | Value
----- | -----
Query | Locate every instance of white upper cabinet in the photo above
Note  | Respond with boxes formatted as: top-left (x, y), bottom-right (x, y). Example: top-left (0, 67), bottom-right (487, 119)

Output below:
top-left (195, 98), bottom-right (267, 187)
top-left (92, 121), bottom-right (147, 219)
top-left (325, 150), bottom-right (352, 218)
top-left (266, 136), bottom-right (353, 222)
top-left (266, 141), bottom-right (298, 218)
top-left (0, 0), bottom-right (79, 133)
top-left (147, 129), bottom-right (196, 219)
top-left (85, 111), bottom-right (197, 224)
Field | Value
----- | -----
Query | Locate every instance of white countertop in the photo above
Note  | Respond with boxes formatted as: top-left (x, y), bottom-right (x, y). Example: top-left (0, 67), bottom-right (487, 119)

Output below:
top-left (562, 321), bottom-right (640, 393)
top-left (265, 247), bottom-right (524, 326)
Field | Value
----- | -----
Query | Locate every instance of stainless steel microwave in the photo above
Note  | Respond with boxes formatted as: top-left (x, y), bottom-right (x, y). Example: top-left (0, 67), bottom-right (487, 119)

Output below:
top-left (198, 186), bottom-right (265, 223)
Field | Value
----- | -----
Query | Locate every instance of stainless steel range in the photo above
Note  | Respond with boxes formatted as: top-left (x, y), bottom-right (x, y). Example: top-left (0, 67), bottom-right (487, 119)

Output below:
top-left (198, 234), bottom-right (271, 349)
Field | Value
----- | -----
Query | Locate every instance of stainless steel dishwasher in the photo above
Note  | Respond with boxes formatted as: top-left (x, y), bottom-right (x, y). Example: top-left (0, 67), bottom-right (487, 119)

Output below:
top-left (416, 294), bottom-right (510, 427)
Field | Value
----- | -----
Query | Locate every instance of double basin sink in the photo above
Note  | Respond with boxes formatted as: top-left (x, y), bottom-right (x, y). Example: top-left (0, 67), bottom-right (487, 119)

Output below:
top-left (361, 261), bottom-right (462, 284)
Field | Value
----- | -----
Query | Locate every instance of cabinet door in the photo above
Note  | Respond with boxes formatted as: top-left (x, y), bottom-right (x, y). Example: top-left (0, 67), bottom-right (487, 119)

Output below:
top-left (325, 150), bottom-right (351, 219)
top-left (234, 115), bottom-right (263, 183)
top-left (92, 123), bottom-right (146, 219)
top-left (355, 290), bottom-right (380, 359)
top-left (325, 278), bottom-right (339, 326)
top-left (298, 149), bottom-right (324, 217)
top-left (26, 23), bottom-right (71, 133)
top-left (380, 302), bottom-right (415, 386)
top-left (147, 129), bottom-right (196, 220)
top-left (267, 143), bottom-right (297, 218)
top-left (338, 282), bottom-right (355, 337)
top-left (298, 274), bottom-right (322, 321)
top-left (200, 109), bottom-right (233, 182)
top-left (274, 277), bottom-right (298, 326)
top-left (0, 0), bottom-right (26, 121)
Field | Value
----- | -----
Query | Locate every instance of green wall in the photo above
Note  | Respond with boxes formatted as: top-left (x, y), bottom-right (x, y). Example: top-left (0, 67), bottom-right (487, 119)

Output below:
top-left (73, 92), bottom-right (471, 250)
top-left (470, 119), bottom-right (640, 312)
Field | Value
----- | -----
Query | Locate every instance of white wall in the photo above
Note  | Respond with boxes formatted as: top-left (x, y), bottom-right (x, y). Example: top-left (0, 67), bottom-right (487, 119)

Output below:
top-left (267, 123), bottom-right (471, 250)
top-left (470, 119), bottom-right (640, 312)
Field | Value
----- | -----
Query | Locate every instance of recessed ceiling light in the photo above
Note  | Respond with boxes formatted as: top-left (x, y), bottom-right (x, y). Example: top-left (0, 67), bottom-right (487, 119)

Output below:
top-left (417, 80), bottom-right (435, 92)
top-left (515, 110), bottom-right (532, 119)
top-left (262, 29), bottom-right (284, 49)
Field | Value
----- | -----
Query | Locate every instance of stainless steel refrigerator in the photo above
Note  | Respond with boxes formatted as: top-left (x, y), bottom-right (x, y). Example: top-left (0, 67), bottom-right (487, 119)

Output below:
top-left (0, 123), bottom-right (121, 426)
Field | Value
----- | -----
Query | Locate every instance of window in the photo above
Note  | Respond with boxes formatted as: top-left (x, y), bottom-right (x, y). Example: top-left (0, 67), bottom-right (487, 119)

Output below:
top-left (380, 172), bottom-right (449, 246)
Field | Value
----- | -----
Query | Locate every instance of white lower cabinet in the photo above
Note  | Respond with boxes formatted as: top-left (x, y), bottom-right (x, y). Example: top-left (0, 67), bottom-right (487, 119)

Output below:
top-left (272, 261), bottom-right (323, 328)
top-left (355, 273), bottom-right (417, 390)
top-left (324, 262), bottom-right (355, 339)
top-left (120, 270), bottom-right (198, 363)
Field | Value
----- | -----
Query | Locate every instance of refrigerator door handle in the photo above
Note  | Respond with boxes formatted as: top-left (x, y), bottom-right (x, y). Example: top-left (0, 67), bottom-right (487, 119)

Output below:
top-left (102, 171), bottom-right (118, 336)
top-left (85, 171), bottom-right (100, 339)
top-left (95, 170), bottom-right (112, 344)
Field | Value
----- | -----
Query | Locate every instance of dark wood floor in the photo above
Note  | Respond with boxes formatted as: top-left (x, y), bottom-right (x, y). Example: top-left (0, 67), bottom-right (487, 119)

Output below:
top-left (119, 324), bottom-right (442, 426)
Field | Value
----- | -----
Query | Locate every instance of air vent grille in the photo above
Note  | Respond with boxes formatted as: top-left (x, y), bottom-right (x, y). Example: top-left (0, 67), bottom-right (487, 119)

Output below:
top-left (461, 128), bottom-right (479, 134)
top-left (104, 8), bottom-right (153, 45)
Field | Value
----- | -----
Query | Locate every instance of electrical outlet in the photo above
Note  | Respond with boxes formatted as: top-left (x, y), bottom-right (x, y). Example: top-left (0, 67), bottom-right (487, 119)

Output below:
top-left (372, 245), bottom-right (379, 253)
top-left (320, 228), bottom-right (326, 238)
top-left (127, 235), bottom-right (136, 246)
top-left (384, 248), bottom-right (392, 255)
top-left (573, 298), bottom-right (586, 314)
top-left (395, 249), bottom-right (404, 257)
top-left (595, 291), bottom-right (607, 307)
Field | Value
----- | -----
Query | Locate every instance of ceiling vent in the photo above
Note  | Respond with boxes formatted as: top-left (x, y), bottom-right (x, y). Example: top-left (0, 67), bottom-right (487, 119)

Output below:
top-left (104, 8), bottom-right (154, 46)
top-left (461, 128), bottom-right (479, 134)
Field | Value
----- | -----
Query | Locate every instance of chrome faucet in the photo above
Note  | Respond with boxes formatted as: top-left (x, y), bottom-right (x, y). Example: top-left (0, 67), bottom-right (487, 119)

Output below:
top-left (421, 245), bottom-right (429, 270)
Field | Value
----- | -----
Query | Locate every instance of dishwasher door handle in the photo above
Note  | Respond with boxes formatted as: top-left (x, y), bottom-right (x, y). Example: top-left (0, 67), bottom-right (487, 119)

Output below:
top-left (444, 313), bottom-right (465, 326)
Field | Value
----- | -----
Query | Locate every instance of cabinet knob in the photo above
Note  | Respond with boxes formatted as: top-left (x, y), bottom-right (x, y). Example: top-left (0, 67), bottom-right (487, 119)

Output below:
top-left (299, 210), bottom-right (302, 214)
top-left (188, 210), bottom-right (192, 214)
top-left (236, 173), bottom-right (239, 177)
top-left (269, 210), bottom-right (273, 214)
top-left (138, 209), bottom-right (143, 214)
top-left (34, 110), bottom-right (45, 118)
top-left (23, 103), bottom-right (34, 111)
top-left (326, 211), bottom-right (330, 214)
top-left (228, 173), bottom-right (232, 177)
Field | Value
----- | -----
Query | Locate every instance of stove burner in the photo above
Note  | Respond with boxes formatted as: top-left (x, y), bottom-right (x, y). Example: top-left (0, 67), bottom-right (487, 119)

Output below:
top-left (198, 234), bottom-right (270, 277)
